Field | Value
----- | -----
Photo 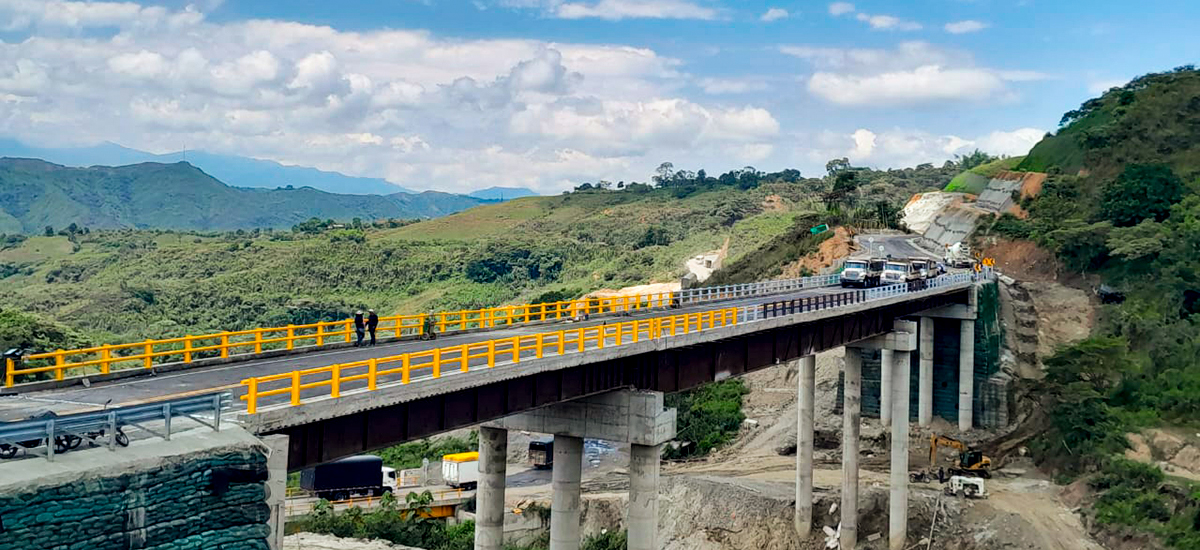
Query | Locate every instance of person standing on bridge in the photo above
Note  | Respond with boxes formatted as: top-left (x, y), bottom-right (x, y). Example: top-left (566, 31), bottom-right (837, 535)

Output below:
top-left (354, 310), bottom-right (366, 347)
top-left (367, 309), bottom-right (379, 346)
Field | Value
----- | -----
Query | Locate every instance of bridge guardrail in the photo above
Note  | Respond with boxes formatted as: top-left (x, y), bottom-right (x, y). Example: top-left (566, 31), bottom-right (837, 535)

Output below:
top-left (240, 308), bottom-right (740, 414)
top-left (240, 273), bottom-right (984, 415)
top-left (0, 392), bottom-right (230, 461)
top-left (5, 273), bottom-right (841, 388)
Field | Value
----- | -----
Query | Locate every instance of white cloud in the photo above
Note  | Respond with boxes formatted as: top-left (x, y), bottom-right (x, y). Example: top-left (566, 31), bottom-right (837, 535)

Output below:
top-left (828, 2), bottom-right (854, 16)
top-left (782, 41), bottom-right (1038, 106)
top-left (0, 0), bottom-right (204, 30)
top-left (855, 12), bottom-right (921, 31)
top-left (697, 77), bottom-right (769, 94)
top-left (505, 0), bottom-right (718, 20)
top-left (760, 7), bottom-right (788, 22)
top-left (802, 127), bottom-right (1045, 169)
top-left (945, 20), bottom-right (987, 34)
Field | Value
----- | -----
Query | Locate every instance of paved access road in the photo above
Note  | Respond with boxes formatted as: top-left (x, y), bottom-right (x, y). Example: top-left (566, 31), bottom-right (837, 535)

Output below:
top-left (853, 234), bottom-right (941, 261)
top-left (0, 284), bottom-right (856, 422)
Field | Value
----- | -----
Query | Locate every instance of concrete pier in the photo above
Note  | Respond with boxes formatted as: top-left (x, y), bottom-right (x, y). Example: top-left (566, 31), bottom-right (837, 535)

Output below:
top-left (918, 317), bottom-right (934, 427)
top-left (841, 348), bottom-right (862, 550)
top-left (264, 434), bottom-right (289, 550)
top-left (889, 350), bottom-right (912, 550)
top-left (959, 319), bottom-right (976, 431)
top-left (880, 348), bottom-right (894, 428)
top-left (550, 435), bottom-right (584, 550)
top-left (628, 443), bottom-right (661, 550)
top-left (795, 355), bottom-right (816, 539)
top-left (475, 426), bottom-right (508, 550)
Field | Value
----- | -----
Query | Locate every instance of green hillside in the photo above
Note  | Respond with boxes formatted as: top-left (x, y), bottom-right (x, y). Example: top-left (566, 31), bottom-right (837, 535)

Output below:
top-left (945, 156), bottom-right (1024, 194)
top-left (1018, 67), bottom-right (1200, 178)
top-left (0, 158), bottom-right (487, 233)
top-left (978, 67), bottom-right (1200, 549)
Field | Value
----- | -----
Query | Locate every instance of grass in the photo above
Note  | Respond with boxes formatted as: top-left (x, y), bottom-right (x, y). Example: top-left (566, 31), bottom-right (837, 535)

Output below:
top-left (945, 156), bottom-right (1026, 193)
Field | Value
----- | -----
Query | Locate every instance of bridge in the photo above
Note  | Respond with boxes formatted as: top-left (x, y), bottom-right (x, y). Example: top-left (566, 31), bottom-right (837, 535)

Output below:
top-left (2, 253), bottom-right (992, 550)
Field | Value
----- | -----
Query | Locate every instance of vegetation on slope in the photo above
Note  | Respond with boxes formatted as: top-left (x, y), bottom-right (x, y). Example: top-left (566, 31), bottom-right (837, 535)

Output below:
top-left (975, 66), bottom-right (1200, 548)
top-left (945, 155), bottom-right (1025, 193)
top-left (0, 158), bottom-right (487, 233)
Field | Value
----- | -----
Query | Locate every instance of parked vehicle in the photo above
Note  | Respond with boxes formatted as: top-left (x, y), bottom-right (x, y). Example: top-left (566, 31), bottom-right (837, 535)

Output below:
top-left (840, 258), bottom-right (886, 288)
top-left (0, 410), bottom-right (89, 459)
top-left (442, 451), bottom-right (479, 489)
top-left (910, 259), bottom-right (931, 280)
top-left (300, 455), bottom-right (398, 501)
top-left (943, 476), bottom-right (988, 499)
top-left (529, 439), bottom-right (554, 469)
top-left (944, 242), bottom-right (974, 269)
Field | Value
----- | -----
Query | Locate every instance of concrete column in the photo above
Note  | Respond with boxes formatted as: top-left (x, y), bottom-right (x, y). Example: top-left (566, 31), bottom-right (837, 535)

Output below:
top-left (795, 355), bottom-right (816, 539)
top-left (918, 317), bottom-right (934, 427)
top-left (628, 443), bottom-right (661, 550)
top-left (475, 426), bottom-right (508, 550)
top-left (958, 319), bottom-right (976, 432)
top-left (841, 348), bottom-right (862, 550)
top-left (550, 435), bottom-right (584, 550)
top-left (889, 351), bottom-right (912, 550)
top-left (880, 348), bottom-right (893, 428)
top-left (262, 434), bottom-right (289, 550)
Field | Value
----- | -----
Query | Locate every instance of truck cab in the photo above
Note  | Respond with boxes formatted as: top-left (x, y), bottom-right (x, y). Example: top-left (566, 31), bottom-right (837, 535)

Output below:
top-left (840, 258), bottom-right (882, 288)
top-left (910, 259), bottom-right (931, 280)
top-left (882, 261), bottom-right (909, 285)
top-left (529, 439), bottom-right (554, 469)
top-left (300, 454), bottom-right (397, 501)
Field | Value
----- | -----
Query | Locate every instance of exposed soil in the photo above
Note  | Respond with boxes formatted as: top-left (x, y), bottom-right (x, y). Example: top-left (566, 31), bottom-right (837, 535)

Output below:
top-left (780, 226), bottom-right (856, 278)
top-left (283, 533), bottom-right (422, 550)
top-left (978, 239), bottom-right (1061, 282)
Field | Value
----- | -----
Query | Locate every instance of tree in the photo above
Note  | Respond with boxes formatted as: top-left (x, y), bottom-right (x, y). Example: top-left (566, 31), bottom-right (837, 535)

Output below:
top-left (652, 162), bottom-right (675, 186)
top-left (1099, 163), bottom-right (1185, 227)
top-left (44, 226), bottom-right (54, 237)
top-left (825, 157), bottom-right (850, 176)
top-left (954, 149), bottom-right (996, 171)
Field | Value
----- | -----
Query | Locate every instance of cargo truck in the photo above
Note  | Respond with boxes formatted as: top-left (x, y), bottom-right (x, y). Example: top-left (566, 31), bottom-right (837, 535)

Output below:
top-left (300, 455), bottom-right (398, 501)
top-left (839, 258), bottom-right (886, 288)
top-left (529, 439), bottom-right (554, 469)
top-left (442, 451), bottom-right (480, 489)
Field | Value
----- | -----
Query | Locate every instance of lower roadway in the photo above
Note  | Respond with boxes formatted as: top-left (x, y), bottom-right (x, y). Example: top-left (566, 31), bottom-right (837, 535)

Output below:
top-left (0, 284), bottom-right (858, 422)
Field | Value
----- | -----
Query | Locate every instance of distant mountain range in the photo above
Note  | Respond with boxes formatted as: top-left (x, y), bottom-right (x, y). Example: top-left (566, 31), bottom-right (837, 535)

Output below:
top-left (0, 139), bottom-right (538, 198)
top-left (0, 159), bottom-right (492, 233)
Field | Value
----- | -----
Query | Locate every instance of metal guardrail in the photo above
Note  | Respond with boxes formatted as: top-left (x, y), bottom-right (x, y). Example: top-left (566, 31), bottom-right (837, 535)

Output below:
top-left (0, 392), bottom-right (230, 461)
top-left (6, 274), bottom-right (842, 388)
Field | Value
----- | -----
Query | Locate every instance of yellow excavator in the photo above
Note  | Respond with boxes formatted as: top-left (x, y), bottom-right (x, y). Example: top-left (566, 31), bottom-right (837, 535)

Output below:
top-left (911, 435), bottom-right (992, 482)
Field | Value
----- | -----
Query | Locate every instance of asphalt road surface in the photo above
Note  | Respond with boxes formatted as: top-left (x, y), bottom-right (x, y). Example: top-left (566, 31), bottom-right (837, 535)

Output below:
top-left (853, 234), bottom-right (940, 261)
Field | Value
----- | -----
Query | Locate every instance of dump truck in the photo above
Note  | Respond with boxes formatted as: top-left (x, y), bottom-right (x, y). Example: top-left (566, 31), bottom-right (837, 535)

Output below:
top-left (882, 260), bottom-right (916, 285)
top-left (300, 455), bottom-right (398, 501)
top-left (529, 439), bottom-right (554, 469)
top-left (442, 451), bottom-right (480, 489)
top-left (840, 258), bottom-right (886, 288)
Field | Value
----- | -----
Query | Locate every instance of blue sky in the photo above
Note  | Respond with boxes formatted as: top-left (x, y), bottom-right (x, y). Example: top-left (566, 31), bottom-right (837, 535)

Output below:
top-left (0, 0), bottom-right (1196, 193)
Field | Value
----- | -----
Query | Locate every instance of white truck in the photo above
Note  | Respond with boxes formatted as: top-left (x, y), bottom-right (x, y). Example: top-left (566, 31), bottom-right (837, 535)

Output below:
top-left (944, 242), bottom-right (974, 269)
top-left (442, 451), bottom-right (479, 489)
top-left (840, 258), bottom-right (886, 288)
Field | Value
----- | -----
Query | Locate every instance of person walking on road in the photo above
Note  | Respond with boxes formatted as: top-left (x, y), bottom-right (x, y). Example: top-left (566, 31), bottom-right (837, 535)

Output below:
top-left (367, 309), bottom-right (380, 346)
top-left (354, 310), bottom-right (366, 347)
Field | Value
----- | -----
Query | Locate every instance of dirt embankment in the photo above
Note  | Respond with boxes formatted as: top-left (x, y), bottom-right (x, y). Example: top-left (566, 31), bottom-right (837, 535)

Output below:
top-left (780, 226), bottom-right (856, 278)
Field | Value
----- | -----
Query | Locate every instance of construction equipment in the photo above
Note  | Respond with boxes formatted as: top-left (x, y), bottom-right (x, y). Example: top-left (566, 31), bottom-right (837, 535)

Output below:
top-left (943, 476), bottom-right (987, 499)
top-left (930, 435), bottom-right (992, 478)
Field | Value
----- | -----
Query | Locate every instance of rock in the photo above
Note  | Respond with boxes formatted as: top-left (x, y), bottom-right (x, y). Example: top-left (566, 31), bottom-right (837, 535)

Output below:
top-left (1147, 429), bottom-right (1185, 459)
top-left (1124, 433), bottom-right (1152, 463)
top-left (1169, 444), bottom-right (1200, 474)
top-left (774, 434), bottom-right (797, 456)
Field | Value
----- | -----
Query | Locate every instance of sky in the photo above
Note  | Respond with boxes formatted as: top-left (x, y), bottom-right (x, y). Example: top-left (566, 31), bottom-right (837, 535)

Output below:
top-left (1, 0), bottom-right (1197, 194)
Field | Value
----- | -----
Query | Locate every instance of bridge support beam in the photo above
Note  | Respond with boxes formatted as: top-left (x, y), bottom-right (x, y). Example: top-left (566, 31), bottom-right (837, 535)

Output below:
top-left (795, 355), bottom-right (816, 539)
top-left (485, 390), bottom-right (676, 550)
top-left (475, 426), bottom-right (508, 550)
top-left (959, 318), bottom-right (975, 431)
top-left (551, 435), bottom-right (584, 550)
top-left (889, 349), bottom-right (912, 550)
top-left (918, 317), bottom-right (934, 427)
top-left (880, 349), bottom-right (893, 429)
top-left (841, 348), bottom-right (862, 550)
top-left (628, 443), bottom-right (661, 550)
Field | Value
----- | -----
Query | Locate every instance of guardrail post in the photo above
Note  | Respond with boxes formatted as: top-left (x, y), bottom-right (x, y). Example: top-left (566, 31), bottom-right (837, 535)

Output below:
top-left (597, 327), bottom-right (605, 349)
top-left (369, 358), bottom-right (379, 390)
top-left (291, 371), bottom-right (301, 406)
top-left (164, 403), bottom-right (172, 440)
top-left (615, 324), bottom-right (622, 346)
top-left (316, 323), bottom-right (325, 347)
top-left (402, 355), bottom-right (411, 383)
top-left (487, 341), bottom-right (496, 367)
top-left (254, 330), bottom-right (263, 354)
top-left (108, 411), bottom-right (119, 449)
top-left (219, 333), bottom-right (230, 358)
top-left (432, 349), bottom-right (442, 378)
top-left (536, 333), bottom-right (545, 358)
top-left (331, 364), bottom-right (341, 398)
top-left (213, 393), bottom-right (222, 431)
top-left (460, 347), bottom-right (469, 372)
top-left (631, 321), bottom-right (639, 343)
top-left (47, 418), bottom-right (56, 461)
top-left (183, 336), bottom-right (193, 363)
top-left (143, 341), bottom-right (153, 369)
top-left (99, 345), bottom-right (111, 375)
top-left (557, 331), bottom-right (566, 355)
top-left (345, 320), bottom-right (353, 343)
top-left (511, 337), bottom-right (521, 363)
top-left (54, 349), bottom-right (65, 381)
top-left (5, 358), bottom-right (14, 387)
top-left (286, 325), bottom-right (295, 350)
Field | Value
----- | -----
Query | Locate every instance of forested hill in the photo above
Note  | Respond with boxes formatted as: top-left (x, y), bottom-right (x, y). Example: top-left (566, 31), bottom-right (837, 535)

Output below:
top-left (0, 158), bottom-right (489, 233)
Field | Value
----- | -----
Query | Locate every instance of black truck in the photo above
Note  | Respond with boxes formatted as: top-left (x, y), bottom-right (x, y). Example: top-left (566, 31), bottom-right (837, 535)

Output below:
top-left (300, 455), bottom-right (398, 501)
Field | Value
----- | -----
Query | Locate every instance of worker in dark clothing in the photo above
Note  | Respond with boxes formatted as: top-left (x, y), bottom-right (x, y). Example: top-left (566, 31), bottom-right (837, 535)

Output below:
top-left (938, 467), bottom-right (946, 484)
top-left (367, 309), bottom-right (380, 346)
top-left (353, 310), bottom-right (366, 347)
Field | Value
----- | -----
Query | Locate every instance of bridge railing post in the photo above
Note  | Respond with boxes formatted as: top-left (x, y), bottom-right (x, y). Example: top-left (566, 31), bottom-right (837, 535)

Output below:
top-left (369, 358), bottom-right (379, 390)
top-left (291, 371), bottom-right (301, 406)
top-left (184, 336), bottom-right (193, 363)
top-left (246, 379), bottom-right (259, 414)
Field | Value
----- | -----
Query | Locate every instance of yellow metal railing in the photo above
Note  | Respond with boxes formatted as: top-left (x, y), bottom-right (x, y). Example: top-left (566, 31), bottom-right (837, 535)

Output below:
top-left (4, 292), bottom-right (676, 387)
top-left (240, 307), bottom-right (738, 414)
top-left (285, 487), bottom-right (468, 518)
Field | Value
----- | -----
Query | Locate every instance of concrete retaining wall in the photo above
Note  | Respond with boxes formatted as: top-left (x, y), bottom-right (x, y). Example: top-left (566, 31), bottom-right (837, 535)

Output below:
top-left (0, 428), bottom-right (271, 550)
